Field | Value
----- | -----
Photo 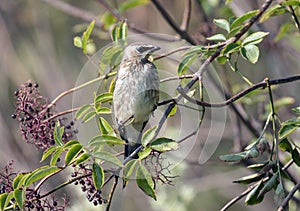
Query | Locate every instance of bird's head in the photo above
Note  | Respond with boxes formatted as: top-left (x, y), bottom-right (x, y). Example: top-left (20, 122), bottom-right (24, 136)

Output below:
top-left (123, 43), bottom-right (160, 61)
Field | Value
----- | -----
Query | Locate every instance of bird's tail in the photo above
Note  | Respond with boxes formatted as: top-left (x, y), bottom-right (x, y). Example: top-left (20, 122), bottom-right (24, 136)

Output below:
top-left (124, 143), bottom-right (141, 159)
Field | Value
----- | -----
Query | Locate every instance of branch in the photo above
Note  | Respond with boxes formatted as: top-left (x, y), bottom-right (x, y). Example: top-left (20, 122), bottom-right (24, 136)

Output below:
top-left (180, 0), bottom-right (192, 31)
top-left (41, 0), bottom-right (104, 28)
top-left (287, 5), bottom-right (300, 33)
top-left (278, 181), bottom-right (300, 211)
top-left (151, 0), bottom-right (195, 44)
top-left (105, 176), bottom-right (119, 211)
top-left (45, 71), bottom-right (116, 110)
top-left (177, 75), bottom-right (300, 108)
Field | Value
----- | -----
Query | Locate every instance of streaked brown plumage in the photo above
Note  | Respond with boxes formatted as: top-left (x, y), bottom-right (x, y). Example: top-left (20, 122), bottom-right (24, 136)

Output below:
top-left (113, 43), bottom-right (160, 159)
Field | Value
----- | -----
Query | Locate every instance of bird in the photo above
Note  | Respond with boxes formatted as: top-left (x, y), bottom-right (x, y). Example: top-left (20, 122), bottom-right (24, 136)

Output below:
top-left (113, 43), bottom-right (160, 159)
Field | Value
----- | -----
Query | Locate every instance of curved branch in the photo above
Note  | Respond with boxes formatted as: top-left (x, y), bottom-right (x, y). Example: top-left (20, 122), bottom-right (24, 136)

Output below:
top-left (177, 75), bottom-right (300, 107)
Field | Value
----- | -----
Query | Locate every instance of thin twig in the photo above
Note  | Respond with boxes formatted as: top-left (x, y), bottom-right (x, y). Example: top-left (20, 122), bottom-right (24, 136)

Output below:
top-left (46, 72), bottom-right (116, 110)
top-left (220, 183), bottom-right (258, 211)
top-left (30, 172), bottom-right (92, 202)
top-left (151, 0), bottom-right (195, 44)
top-left (180, 0), bottom-right (192, 31)
top-left (287, 5), bottom-right (300, 33)
top-left (154, 46), bottom-right (192, 60)
top-left (41, 0), bottom-right (104, 28)
top-left (43, 107), bottom-right (80, 123)
top-left (106, 176), bottom-right (119, 211)
top-left (159, 74), bottom-right (193, 83)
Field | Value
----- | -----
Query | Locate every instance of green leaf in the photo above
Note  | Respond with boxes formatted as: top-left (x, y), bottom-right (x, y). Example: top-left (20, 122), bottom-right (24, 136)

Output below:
top-left (41, 146), bottom-right (57, 162)
top-left (230, 10), bottom-right (258, 29)
top-left (25, 166), bottom-right (60, 187)
top-left (150, 138), bottom-right (179, 152)
top-left (96, 107), bottom-right (111, 114)
top-left (54, 122), bottom-right (64, 146)
top-left (258, 173), bottom-right (278, 198)
top-left (141, 126), bottom-right (157, 147)
top-left (92, 151), bottom-right (123, 167)
top-left (82, 111), bottom-right (96, 123)
top-left (82, 20), bottom-right (95, 54)
top-left (219, 151), bottom-right (247, 162)
top-left (95, 92), bottom-right (113, 104)
top-left (0, 193), bottom-right (8, 211)
top-left (242, 32), bottom-right (269, 46)
top-left (75, 104), bottom-right (92, 120)
top-left (245, 181), bottom-right (264, 205)
top-left (292, 106), bottom-right (300, 115)
top-left (228, 25), bottom-right (243, 37)
top-left (274, 183), bottom-right (285, 207)
top-left (278, 138), bottom-right (293, 153)
top-left (292, 148), bottom-right (300, 167)
top-left (281, 0), bottom-right (300, 6)
top-left (119, 0), bottom-right (150, 13)
top-left (222, 43), bottom-right (240, 56)
top-left (73, 36), bottom-right (82, 48)
top-left (111, 20), bottom-right (128, 45)
top-left (65, 144), bottom-right (83, 165)
top-left (279, 123), bottom-right (299, 139)
top-left (138, 148), bottom-right (152, 160)
top-left (101, 46), bottom-right (123, 65)
top-left (13, 174), bottom-right (26, 189)
top-left (233, 173), bottom-right (264, 184)
top-left (206, 34), bottom-right (226, 41)
top-left (184, 46), bottom-right (205, 58)
top-left (98, 117), bottom-right (115, 135)
top-left (64, 140), bottom-right (80, 148)
top-left (50, 147), bottom-right (64, 166)
top-left (241, 45), bottom-right (259, 64)
top-left (213, 19), bottom-right (230, 32)
top-left (274, 23), bottom-right (292, 42)
top-left (14, 189), bottom-right (25, 209)
top-left (0, 193), bottom-right (9, 211)
top-left (167, 105), bottom-right (177, 117)
top-left (217, 56), bottom-right (227, 64)
top-left (0, 192), bottom-right (13, 211)
top-left (76, 153), bottom-right (90, 165)
top-left (247, 162), bottom-right (268, 170)
top-left (92, 163), bottom-right (104, 190)
top-left (281, 118), bottom-right (300, 126)
top-left (177, 54), bottom-right (198, 76)
top-left (101, 12), bottom-right (116, 29)
top-left (136, 164), bottom-right (156, 200)
top-left (260, 5), bottom-right (287, 23)
top-left (123, 159), bottom-right (138, 181)
top-left (89, 135), bottom-right (124, 146)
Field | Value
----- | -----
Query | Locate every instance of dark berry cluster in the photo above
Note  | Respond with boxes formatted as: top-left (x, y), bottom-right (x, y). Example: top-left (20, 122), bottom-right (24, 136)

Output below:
top-left (0, 161), bottom-right (15, 194)
top-left (71, 164), bottom-right (107, 206)
top-left (0, 161), bottom-right (68, 210)
top-left (25, 193), bottom-right (68, 211)
top-left (12, 81), bottom-right (76, 150)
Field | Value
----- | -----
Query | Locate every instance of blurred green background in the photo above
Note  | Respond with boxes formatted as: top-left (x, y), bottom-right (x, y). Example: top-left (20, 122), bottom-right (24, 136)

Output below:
top-left (0, 0), bottom-right (300, 210)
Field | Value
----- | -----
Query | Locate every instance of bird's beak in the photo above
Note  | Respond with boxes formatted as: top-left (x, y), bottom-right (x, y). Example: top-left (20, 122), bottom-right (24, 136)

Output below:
top-left (148, 46), bottom-right (161, 54)
top-left (144, 45), bottom-right (160, 61)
